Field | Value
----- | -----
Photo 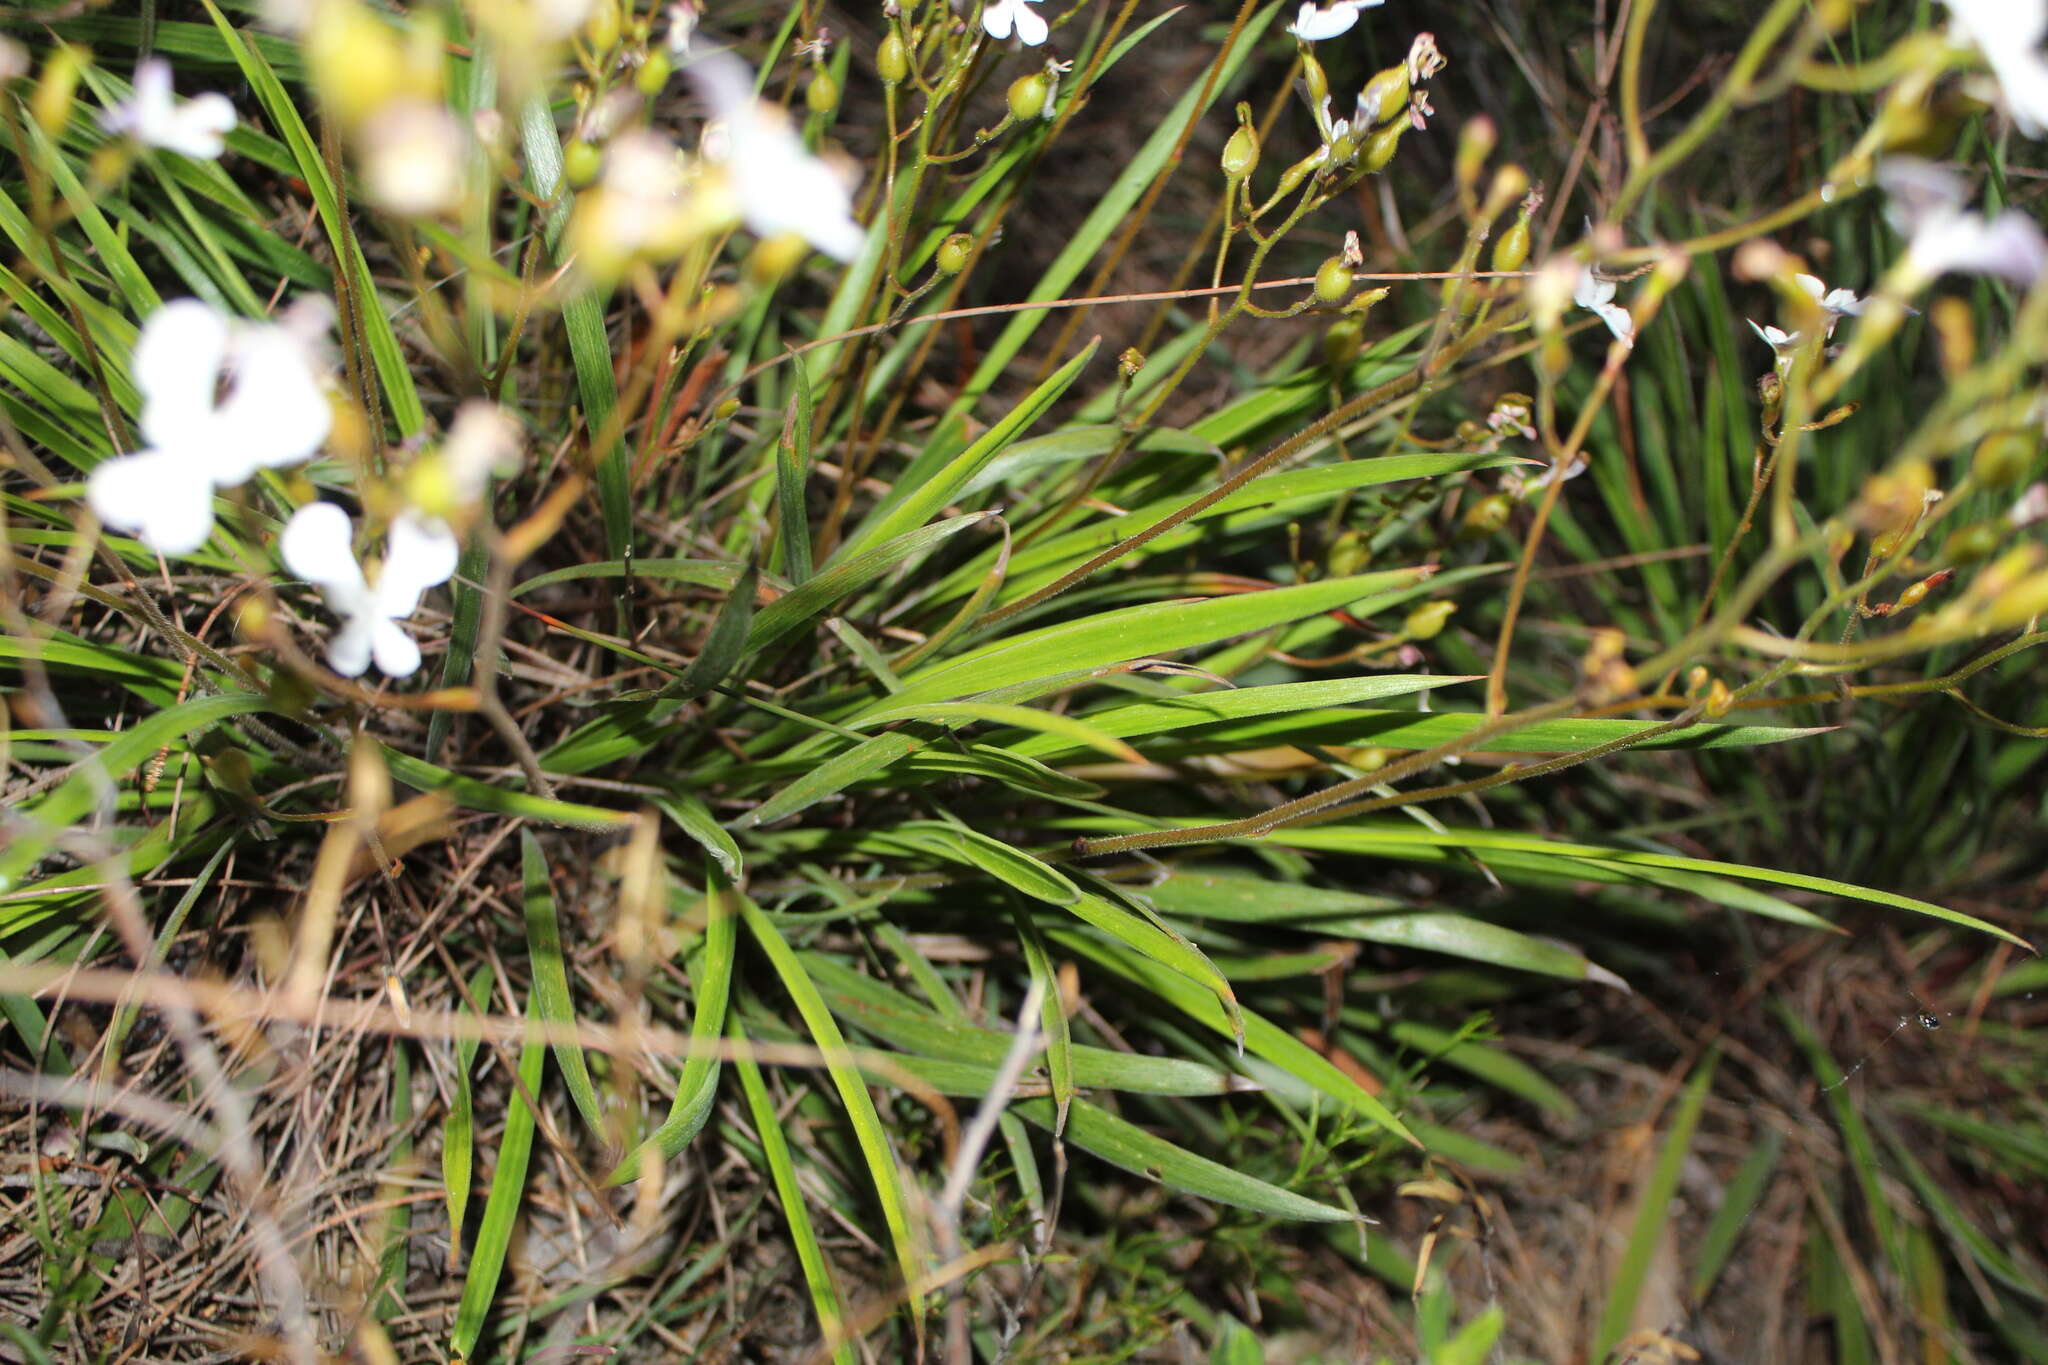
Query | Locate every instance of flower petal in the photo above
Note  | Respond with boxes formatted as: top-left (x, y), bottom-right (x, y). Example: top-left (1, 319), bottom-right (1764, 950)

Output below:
top-left (325, 616), bottom-right (376, 678)
top-left (165, 92), bottom-right (236, 159)
top-left (374, 514), bottom-right (460, 618)
top-left (369, 619), bottom-right (424, 678)
top-left (211, 322), bottom-right (332, 480)
top-left (982, 0), bottom-right (1016, 39)
top-left (1012, 2), bottom-right (1050, 46)
top-left (280, 501), bottom-right (366, 592)
top-left (87, 448), bottom-right (217, 555)
top-left (133, 299), bottom-right (232, 454)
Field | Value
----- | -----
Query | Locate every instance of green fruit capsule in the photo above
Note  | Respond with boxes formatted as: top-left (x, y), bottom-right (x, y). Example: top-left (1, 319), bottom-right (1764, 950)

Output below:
top-left (1314, 256), bottom-right (1352, 303)
top-left (563, 138), bottom-right (603, 188)
top-left (1323, 317), bottom-right (1363, 370)
top-left (1327, 529), bottom-right (1368, 577)
top-left (1359, 65), bottom-right (1410, 126)
top-left (1973, 429), bottom-right (2035, 488)
top-left (878, 31), bottom-right (909, 85)
top-left (1363, 119), bottom-right (1405, 172)
top-left (1462, 493), bottom-right (1513, 537)
top-left (1492, 217), bottom-right (1530, 273)
top-left (806, 69), bottom-right (840, 115)
top-left (636, 50), bottom-right (672, 96)
top-left (936, 233), bottom-right (973, 275)
top-left (1221, 124), bottom-right (1259, 182)
top-left (1007, 72), bottom-right (1049, 121)
top-left (1943, 520), bottom-right (2004, 564)
top-left (585, 0), bottom-right (620, 52)
top-left (1404, 600), bottom-right (1456, 640)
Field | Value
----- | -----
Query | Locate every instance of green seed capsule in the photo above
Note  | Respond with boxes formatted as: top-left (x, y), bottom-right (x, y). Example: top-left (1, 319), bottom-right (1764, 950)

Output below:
top-left (1360, 65), bottom-right (1410, 126)
top-left (1943, 521), bottom-right (2005, 564)
top-left (878, 31), bottom-right (908, 84)
top-left (806, 68), bottom-right (839, 115)
top-left (1461, 493), bottom-right (1512, 537)
top-left (1363, 119), bottom-right (1405, 172)
top-left (935, 233), bottom-right (973, 275)
top-left (636, 50), bottom-right (671, 96)
top-left (1323, 317), bottom-right (1363, 370)
top-left (1973, 429), bottom-right (2035, 488)
top-left (563, 138), bottom-right (603, 188)
top-left (1327, 529), bottom-right (1369, 577)
top-left (1404, 600), bottom-right (1456, 640)
top-left (1008, 73), bottom-right (1049, 121)
top-left (1221, 124), bottom-right (1259, 182)
top-left (1315, 256), bottom-right (1352, 303)
top-left (1492, 217), bottom-right (1531, 273)
top-left (585, 0), bottom-right (620, 52)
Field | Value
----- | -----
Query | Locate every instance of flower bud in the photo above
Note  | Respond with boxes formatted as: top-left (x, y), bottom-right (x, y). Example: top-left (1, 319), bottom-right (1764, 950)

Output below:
top-left (1705, 678), bottom-right (1733, 718)
top-left (1008, 73), bottom-right (1049, 121)
top-left (1404, 600), bottom-right (1456, 640)
top-left (1303, 51), bottom-right (1331, 120)
top-left (1118, 346), bottom-right (1146, 380)
top-left (637, 50), bottom-right (672, 96)
top-left (878, 30), bottom-right (909, 85)
top-left (1222, 122), bottom-right (1260, 182)
top-left (1456, 116), bottom-right (1496, 192)
top-left (1973, 430), bottom-right (2035, 489)
top-left (1314, 256), bottom-right (1352, 303)
top-left (935, 233), bottom-right (973, 275)
top-left (31, 42), bottom-right (86, 137)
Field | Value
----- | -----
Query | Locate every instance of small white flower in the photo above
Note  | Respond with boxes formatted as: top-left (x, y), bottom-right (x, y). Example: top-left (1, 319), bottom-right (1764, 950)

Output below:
top-left (441, 401), bottom-right (524, 506)
top-left (665, 1), bottom-right (700, 54)
top-left (982, 0), bottom-right (1050, 46)
top-left (2009, 481), bottom-right (2048, 528)
top-left (1573, 268), bottom-right (1635, 346)
top-left (1880, 156), bottom-right (2048, 285)
top-left (360, 102), bottom-right (468, 216)
top-left (690, 52), bottom-right (865, 262)
top-left (1286, 0), bottom-right (1383, 42)
top-left (281, 503), bottom-right (459, 679)
top-left (1795, 272), bottom-right (1864, 322)
top-left (1945, 0), bottom-right (2048, 137)
top-left (88, 298), bottom-right (333, 555)
top-left (101, 59), bottom-right (235, 159)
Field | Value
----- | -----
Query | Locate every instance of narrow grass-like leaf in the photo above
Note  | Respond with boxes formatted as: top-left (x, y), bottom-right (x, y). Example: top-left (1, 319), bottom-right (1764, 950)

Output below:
top-left (732, 733), bottom-right (920, 829)
top-left (749, 515), bottom-right (994, 652)
top-left (1596, 1052), bottom-right (1718, 1360)
top-left (730, 1014), bottom-right (855, 1365)
top-left (521, 831), bottom-right (605, 1140)
top-left (656, 566), bottom-right (759, 704)
top-left (1265, 826), bottom-right (2031, 948)
top-left (442, 963), bottom-right (494, 1262)
top-left (0, 692), bottom-right (275, 889)
top-left (380, 746), bottom-right (635, 829)
top-left (740, 896), bottom-right (927, 1320)
top-left (448, 991), bottom-right (545, 1361)
top-left (886, 569), bottom-right (1431, 709)
top-left (840, 340), bottom-right (1098, 558)
top-left (1012, 1096), bottom-right (1353, 1222)
top-left (1048, 928), bottom-right (1418, 1146)
top-left (777, 364), bottom-right (816, 584)
top-left (654, 792), bottom-right (743, 881)
top-left (851, 702), bottom-right (1143, 762)
top-left (611, 864), bottom-right (736, 1183)
top-left (1690, 1129), bottom-right (1782, 1303)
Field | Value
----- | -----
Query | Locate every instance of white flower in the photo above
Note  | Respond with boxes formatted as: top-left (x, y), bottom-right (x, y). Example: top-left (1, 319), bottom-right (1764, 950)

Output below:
top-left (88, 298), bottom-right (333, 555)
top-left (665, 1), bottom-right (699, 54)
top-left (1795, 272), bottom-right (1864, 322)
top-left (1286, 0), bottom-right (1383, 42)
top-left (280, 503), bottom-right (459, 679)
top-left (1944, 0), bottom-right (2048, 137)
top-left (441, 401), bottom-right (524, 506)
top-left (360, 102), bottom-right (468, 216)
top-left (982, 0), bottom-right (1050, 46)
top-left (100, 59), bottom-right (235, 159)
top-left (690, 52), bottom-right (864, 262)
top-left (1573, 268), bottom-right (1635, 346)
top-left (1880, 156), bottom-right (2048, 285)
